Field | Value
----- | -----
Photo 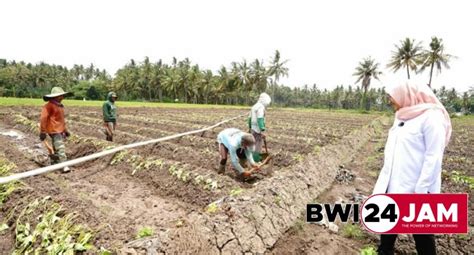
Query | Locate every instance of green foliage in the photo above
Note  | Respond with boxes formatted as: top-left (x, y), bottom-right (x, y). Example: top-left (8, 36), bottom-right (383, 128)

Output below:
top-left (342, 224), bottom-right (365, 239)
top-left (360, 246), bottom-right (377, 255)
top-left (136, 227), bottom-right (153, 238)
top-left (13, 197), bottom-right (94, 254)
top-left (204, 178), bottom-right (218, 190)
top-left (0, 156), bottom-right (18, 205)
top-left (292, 153), bottom-right (304, 162)
top-left (419, 37), bottom-right (455, 86)
top-left (206, 202), bottom-right (219, 213)
top-left (387, 38), bottom-right (423, 79)
top-left (230, 188), bottom-right (243, 197)
top-left (0, 223), bottom-right (9, 232)
top-left (450, 170), bottom-right (474, 190)
top-left (457, 234), bottom-right (470, 240)
top-left (99, 247), bottom-right (113, 255)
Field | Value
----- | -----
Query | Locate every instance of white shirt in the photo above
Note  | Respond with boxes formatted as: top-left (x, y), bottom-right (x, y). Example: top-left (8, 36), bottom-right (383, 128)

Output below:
top-left (250, 102), bottom-right (265, 133)
top-left (373, 109), bottom-right (447, 194)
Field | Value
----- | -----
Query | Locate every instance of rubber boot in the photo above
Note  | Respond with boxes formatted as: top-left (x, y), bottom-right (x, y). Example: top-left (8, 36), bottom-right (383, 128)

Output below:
top-left (252, 152), bottom-right (262, 162)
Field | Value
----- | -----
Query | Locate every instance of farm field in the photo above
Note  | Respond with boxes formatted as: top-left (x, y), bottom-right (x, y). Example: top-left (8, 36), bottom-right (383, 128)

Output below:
top-left (0, 103), bottom-right (472, 254)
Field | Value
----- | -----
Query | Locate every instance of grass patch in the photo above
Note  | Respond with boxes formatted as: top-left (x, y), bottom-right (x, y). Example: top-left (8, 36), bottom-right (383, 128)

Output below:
top-left (13, 196), bottom-right (94, 254)
top-left (136, 227), bottom-right (153, 238)
top-left (0, 97), bottom-right (246, 109)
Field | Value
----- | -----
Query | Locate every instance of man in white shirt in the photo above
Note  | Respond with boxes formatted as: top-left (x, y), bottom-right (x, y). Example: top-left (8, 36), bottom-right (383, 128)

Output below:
top-left (248, 93), bottom-right (271, 162)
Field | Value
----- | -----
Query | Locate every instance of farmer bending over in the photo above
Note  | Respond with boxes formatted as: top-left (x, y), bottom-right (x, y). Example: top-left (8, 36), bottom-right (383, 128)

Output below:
top-left (102, 91), bottom-right (118, 141)
top-left (39, 87), bottom-right (72, 173)
top-left (217, 128), bottom-right (261, 179)
top-left (248, 92), bottom-right (271, 161)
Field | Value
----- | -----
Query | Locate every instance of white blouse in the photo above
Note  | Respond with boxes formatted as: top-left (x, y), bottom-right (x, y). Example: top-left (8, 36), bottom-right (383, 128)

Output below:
top-left (373, 109), bottom-right (447, 194)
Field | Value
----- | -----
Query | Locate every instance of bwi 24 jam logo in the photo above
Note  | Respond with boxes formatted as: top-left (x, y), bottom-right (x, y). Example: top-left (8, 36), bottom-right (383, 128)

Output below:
top-left (307, 194), bottom-right (468, 234)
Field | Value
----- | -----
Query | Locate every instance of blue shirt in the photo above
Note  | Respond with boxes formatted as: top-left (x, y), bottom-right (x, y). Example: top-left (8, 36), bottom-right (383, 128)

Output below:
top-left (217, 128), bottom-right (255, 173)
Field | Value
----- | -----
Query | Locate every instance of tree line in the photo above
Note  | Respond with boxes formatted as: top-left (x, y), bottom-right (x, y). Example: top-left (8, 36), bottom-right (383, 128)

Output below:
top-left (1, 43), bottom-right (473, 113)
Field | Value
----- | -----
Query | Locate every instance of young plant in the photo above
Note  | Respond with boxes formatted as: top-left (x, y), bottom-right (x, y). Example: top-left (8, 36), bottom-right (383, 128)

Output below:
top-left (206, 202), bottom-right (219, 213)
top-left (360, 246), bottom-right (377, 255)
top-left (13, 197), bottom-right (94, 254)
top-left (0, 156), bottom-right (19, 205)
top-left (136, 227), bottom-right (153, 238)
top-left (342, 223), bottom-right (365, 239)
top-left (230, 188), bottom-right (243, 197)
top-left (110, 150), bottom-right (128, 165)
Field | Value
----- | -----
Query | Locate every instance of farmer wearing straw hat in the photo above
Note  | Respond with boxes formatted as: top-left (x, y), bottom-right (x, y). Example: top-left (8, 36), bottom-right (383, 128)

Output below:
top-left (102, 91), bottom-right (118, 141)
top-left (217, 128), bottom-right (261, 179)
top-left (39, 87), bottom-right (73, 173)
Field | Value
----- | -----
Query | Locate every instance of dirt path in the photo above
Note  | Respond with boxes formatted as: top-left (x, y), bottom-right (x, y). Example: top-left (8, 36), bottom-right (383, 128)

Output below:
top-left (270, 117), bottom-right (473, 255)
top-left (269, 120), bottom-right (387, 254)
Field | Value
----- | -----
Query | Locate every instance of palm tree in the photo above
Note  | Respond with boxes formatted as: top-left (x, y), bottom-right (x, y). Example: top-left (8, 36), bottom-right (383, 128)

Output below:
top-left (139, 56), bottom-right (153, 100)
top-left (268, 50), bottom-right (289, 102)
top-left (353, 57), bottom-right (382, 110)
top-left (419, 37), bottom-right (454, 88)
top-left (387, 38), bottom-right (423, 79)
top-left (162, 69), bottom-right (180, 100)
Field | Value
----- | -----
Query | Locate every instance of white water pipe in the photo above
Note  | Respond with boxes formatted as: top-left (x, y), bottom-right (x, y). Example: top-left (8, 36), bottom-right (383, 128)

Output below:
top-left (0, 114), bottom-right (246, 184)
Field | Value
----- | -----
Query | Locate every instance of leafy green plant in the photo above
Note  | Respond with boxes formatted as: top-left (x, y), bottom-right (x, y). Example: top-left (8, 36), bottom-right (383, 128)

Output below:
top-left (342, 224), bottom-right (365, 239)
top-left (110, 150), bottom-right (128, 165)
top-left (99, 247), bottom-right (113, 255)
top-left (194, 175), bottom-right (205, 185)
top-left (204, 178), bottom-right (218, 190)
top-left (457, 234), bottom-right (470, 240)
top-left (0, 156), bottom-right (19, 205)
top-left (13, 114), bottom-right (38, 132)
top-left (0, 223), bottom-right (8, 232)
top-left (360, 246), bottom-right (377, 255)
top-left (206, 202), bottom-right (219, 213)
top-left (230, 188), bottom-right (243, 197)
top-left (274, 195), bottom-right (282, 206)
top-left (292, 153), bottom-right (304, 162)
top-left (13, 197), bottom-right (94, 254)
top-left (313, 145), bottom-right (321, 154)
top-left (450, 170), bottom-right (474, 189)
top-left (136, 227), bottom-right (153, 238)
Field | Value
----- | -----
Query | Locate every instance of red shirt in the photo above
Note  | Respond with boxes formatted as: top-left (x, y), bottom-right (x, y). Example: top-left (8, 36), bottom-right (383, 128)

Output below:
top-left (40, 100), bottom-right (67, 134)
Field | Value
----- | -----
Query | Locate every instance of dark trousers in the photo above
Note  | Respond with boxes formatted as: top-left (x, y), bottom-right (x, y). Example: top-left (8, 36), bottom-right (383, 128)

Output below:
top-left (378, 234), bottom-right (436, 255)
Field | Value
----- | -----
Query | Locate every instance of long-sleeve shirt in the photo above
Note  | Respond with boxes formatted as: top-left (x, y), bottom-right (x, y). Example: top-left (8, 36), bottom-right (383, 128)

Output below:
top-left (40, 100), bottom-right (67, 134)
top-left (249, 102), bottom-right (266, 133)
top-left (217, 128), bottom-right (256, 173)
top-left (373, 109), bottom-right (447, 194)
top-left (102, 98), bottom-right (117, 122)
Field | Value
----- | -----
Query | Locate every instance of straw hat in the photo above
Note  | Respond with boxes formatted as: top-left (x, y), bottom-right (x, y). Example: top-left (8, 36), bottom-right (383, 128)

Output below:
top-left (43, 87), bottom-right (73, 101)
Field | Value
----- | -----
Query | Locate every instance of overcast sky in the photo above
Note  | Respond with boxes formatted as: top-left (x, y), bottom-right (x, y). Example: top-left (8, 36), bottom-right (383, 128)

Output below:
top-left (1, 0), bottom-right (472, 92)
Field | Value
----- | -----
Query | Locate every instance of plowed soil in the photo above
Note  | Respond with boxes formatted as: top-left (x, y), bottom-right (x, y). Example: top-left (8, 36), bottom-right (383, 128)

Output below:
top-left (0, 105), bottom-right (471, 254)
